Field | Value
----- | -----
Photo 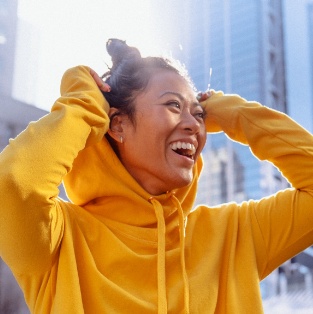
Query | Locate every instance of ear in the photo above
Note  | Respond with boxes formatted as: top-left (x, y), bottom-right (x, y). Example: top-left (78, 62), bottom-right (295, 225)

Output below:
top-left (107, 107), bottom-right (126, 143)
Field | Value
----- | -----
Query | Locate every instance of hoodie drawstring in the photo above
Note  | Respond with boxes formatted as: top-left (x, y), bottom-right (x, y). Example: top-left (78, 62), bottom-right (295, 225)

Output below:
top-left (149, 195), bottom-right (190, 314)
top-left (171, 194), bottom-right (190, 314)
top-left (149, 197), bottom-right (167, 314)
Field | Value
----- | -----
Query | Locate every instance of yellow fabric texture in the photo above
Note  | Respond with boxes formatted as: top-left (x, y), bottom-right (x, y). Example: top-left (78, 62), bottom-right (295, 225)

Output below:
top-left (0, 66), bottom-right (313, 313)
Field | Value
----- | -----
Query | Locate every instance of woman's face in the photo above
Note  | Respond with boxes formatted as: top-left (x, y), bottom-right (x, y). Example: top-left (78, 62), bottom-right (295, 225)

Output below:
top-left (113, 70), bottom-right (207, 195)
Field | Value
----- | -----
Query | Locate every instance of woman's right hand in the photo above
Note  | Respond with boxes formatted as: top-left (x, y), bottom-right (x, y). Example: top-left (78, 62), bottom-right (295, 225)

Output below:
top-left (90, 68), bottom-right (111, 93)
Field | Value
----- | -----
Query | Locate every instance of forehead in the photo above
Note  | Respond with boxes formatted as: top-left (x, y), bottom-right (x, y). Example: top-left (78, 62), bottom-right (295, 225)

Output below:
top-left (144, 70), bottom-right (196, 100)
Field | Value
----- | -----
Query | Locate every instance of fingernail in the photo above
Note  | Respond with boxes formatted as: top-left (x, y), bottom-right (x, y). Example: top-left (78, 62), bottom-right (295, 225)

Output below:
top-left (196, 92), bottom-right (203, 101)
top-left (103, 83), bottom-right (111, 92)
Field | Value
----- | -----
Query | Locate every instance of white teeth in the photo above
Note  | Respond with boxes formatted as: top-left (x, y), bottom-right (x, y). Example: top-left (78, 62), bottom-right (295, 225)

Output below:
top-left (170, 141), bottom-right (196, 154)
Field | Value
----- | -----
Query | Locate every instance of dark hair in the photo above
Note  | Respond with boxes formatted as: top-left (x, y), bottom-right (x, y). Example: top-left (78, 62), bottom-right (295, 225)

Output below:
top-left (102, 38), bottom-right (194, 153)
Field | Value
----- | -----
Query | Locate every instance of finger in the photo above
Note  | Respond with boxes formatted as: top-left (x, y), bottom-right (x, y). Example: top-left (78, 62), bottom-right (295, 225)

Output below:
top-left (196, 91), bottom-right (211, 102)
top-left (90, 69), bottom-right (111, 92)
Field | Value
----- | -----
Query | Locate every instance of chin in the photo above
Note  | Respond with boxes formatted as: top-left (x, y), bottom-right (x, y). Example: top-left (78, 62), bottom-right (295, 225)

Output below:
top-left (167, 173), bottom-right (194, 190)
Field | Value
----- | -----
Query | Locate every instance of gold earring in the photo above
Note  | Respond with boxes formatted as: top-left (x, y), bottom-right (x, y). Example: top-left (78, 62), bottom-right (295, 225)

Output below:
top-left (120, 136), bottom-right (123, 143)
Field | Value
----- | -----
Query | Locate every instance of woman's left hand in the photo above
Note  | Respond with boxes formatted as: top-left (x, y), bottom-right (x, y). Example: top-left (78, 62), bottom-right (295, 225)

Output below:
top-left (196, 90), bottom-right (212, 102)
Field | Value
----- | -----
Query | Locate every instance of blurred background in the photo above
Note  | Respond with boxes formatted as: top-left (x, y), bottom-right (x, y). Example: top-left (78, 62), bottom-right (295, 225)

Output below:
top-left (1, 0), bottom-right (313, 313)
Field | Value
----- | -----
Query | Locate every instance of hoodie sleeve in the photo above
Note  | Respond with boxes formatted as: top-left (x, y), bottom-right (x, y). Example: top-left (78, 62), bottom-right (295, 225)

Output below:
top-left (0, 66), bottom-right (110, 274)
top-left (201, 90), bottom-right (313, 276)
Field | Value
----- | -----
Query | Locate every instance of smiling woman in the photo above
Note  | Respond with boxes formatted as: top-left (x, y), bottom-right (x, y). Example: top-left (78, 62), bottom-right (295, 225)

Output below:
top-left (1, 38), bottom-right (313, 314)
top-left (100, 39), bottom-right (207, 194)
top-left (111, 70), bottom-right (206, 194)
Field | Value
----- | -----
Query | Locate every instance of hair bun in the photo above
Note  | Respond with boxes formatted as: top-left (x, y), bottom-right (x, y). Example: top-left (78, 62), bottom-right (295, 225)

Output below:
top-left (106, 38), bottom-right (141, 66)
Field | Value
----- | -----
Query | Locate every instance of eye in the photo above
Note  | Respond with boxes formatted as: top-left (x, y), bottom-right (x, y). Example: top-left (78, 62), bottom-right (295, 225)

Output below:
top-left (166, 101), bottom-right (181, 110)
top-left (194, 110), bottom-right (206, 120)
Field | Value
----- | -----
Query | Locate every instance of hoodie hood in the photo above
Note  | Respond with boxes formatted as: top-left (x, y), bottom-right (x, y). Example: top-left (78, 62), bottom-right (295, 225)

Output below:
top-left (56, 65), bottom-right (205, 313)
top-left (63, 136), bottom-right (203, 313)
top-left (63, 136), bottom-right (203, 226)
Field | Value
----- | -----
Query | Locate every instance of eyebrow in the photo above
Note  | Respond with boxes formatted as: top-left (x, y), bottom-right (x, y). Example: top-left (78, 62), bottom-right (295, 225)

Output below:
top-left (159, 91), bottom-right (202, 108)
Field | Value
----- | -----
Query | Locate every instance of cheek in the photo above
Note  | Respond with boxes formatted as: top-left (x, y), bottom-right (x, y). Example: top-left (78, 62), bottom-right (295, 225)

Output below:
top-left (129, 125), bottom-right (159, 155)
top-left (198, 129), bottom-right (207, 151)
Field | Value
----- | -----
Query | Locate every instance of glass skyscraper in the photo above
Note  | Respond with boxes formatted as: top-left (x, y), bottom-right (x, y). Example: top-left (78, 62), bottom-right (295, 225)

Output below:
top-left (0, 0), bottom-right (18, 97)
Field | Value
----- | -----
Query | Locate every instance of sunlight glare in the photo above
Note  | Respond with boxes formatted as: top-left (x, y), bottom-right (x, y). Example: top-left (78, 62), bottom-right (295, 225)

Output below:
top-left (15, 0), bottom-right (164, 110)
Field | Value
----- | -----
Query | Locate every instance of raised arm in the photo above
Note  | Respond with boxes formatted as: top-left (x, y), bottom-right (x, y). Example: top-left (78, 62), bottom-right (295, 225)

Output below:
top-left (0, 66), bottom-right (109, 274)
top-left (202, 90), bottom-right (313, 190)
top-left (201, 91), bottom-right (313, 275)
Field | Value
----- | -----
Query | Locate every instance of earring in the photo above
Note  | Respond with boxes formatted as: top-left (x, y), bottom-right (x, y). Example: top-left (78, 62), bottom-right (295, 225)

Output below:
top-left (120, 136), bottom-right (123, 144)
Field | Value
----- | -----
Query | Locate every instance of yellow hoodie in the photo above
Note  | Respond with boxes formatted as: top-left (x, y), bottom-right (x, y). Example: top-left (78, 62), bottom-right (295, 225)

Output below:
top-left (0, 66), bottom-right (313, 313)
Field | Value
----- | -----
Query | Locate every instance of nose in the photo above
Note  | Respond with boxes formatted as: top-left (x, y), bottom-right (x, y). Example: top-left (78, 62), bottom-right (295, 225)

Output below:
top-left (181, 111), bottom-right (201, 134)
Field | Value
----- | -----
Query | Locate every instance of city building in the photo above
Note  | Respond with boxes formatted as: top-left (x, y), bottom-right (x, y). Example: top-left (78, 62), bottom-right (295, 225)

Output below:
top-left (275, 1), bottom-right (313, 311)
top-left (0, 0), bottom-right (27, 312)
top-left (0, 0), bottom-right (43, 312)
top-left (283, 0), bottom-right (313, 133)
top-left (196, 145), bottom-right (246, 206)
top-left (0, 0), bottom-right (18, 97)
top-left (12, 18), bottom-right (40, 106)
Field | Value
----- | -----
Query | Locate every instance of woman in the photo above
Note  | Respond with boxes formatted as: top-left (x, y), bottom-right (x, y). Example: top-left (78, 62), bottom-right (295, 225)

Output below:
top-left (0, 39), bottom-right (313, 313)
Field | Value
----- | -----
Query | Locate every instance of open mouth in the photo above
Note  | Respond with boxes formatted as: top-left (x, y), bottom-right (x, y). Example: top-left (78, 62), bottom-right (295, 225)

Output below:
top-left (170, 141), bottom-right (196, 160)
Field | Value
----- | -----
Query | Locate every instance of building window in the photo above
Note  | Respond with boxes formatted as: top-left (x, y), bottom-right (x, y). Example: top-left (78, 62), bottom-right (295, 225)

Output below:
top-left (0, 0), bottom-right (8, 8)
top-left (0, 0), bottom-right (9, 18)
top-left (0, 33), bottom-right (6, 45)
top-left (0, 22), bottom-right (6, 45)
top-left (0, 58), bottom-right (3, 74)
